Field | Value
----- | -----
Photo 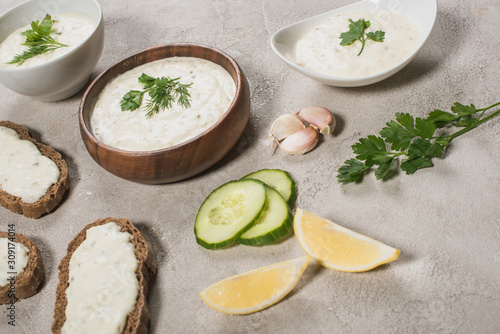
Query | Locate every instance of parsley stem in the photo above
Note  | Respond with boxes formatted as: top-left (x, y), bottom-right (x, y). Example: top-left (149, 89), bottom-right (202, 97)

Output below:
top-left (477, 101), bottom-right (500, 111)
top-left (447, 104), bottom-right (500, 141)
top-left (358, 36), bottom-right (366, 56)
top-left (388, 151), bottom-right (408, 156)
top-left (477, 101), bottom-right (500, 115)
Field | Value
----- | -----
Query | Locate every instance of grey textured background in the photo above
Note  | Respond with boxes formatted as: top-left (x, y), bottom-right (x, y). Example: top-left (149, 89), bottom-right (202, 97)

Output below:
top-left (1, 0), bottom-right (499, 333)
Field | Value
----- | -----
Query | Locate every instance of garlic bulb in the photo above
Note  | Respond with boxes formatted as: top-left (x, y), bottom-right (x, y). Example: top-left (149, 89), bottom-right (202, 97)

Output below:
top-left (296, 106), bottom-right (335, 135)
top-left (270, 114), bottom-right (306, 144)
top-left (278, 126), bottom-right (319, 155)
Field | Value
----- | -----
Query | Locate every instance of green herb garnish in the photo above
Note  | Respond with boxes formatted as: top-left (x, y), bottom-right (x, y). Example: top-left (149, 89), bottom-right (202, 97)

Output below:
top-left (7, 14), bottom-right (68, 66)
top-left (337, 101), bottom-right (500, 183)
top-left (120, 73), bottom-right (192, 118)
top-left (339, 18), bottom-right (385, 56)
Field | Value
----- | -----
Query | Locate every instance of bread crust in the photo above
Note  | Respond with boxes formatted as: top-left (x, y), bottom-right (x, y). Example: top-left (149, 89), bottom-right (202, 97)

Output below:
top-left (0, 231), bottom-right (45, 304)
top-left (0, 121), bottom-right (70, 219)
top-left (52, 218), bottom-right (157, 334)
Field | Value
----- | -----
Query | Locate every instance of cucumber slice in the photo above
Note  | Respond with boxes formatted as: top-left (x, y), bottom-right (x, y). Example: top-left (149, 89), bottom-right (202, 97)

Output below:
top-left (242, 169), bottom-right (297, 206)
top-left (195, 179), bottom-right (267, 249)
top-left (238, 185), bottom-right (293, 246)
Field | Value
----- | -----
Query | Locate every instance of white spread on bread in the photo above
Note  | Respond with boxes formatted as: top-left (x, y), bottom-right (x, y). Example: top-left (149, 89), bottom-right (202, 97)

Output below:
top-left (0, 126), bottom-right (60, 203)
top-left (0, 237), bottom-right (29, 286)
top-left (0, 12), bottom-right (96, 68)
top-left (295, 10), bottom-right (419, 77)
top-left (91, 57), bottom-right (236, 151)
top-left (61, 222), bottom-right (139, 334)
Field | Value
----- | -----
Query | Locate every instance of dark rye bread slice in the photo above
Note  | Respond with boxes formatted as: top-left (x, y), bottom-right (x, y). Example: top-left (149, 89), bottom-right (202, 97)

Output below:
top-left (0, 231), bottom-right (45, 304)
top-left (52, 218), bottom-right (157, 334)
top-left (0, 121), bottom-right (69, 219)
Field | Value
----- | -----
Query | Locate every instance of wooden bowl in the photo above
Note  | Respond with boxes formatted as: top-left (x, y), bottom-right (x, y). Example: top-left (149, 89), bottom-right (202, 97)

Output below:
top-left (79, 43), bottom-right (250, 184)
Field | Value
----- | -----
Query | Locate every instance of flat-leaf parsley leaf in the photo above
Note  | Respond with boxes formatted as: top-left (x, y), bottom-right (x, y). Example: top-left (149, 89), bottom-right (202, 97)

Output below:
top-left (337, 101), bottom-right (500, 183)
top-left (339, 18), bottom-right (385, 56)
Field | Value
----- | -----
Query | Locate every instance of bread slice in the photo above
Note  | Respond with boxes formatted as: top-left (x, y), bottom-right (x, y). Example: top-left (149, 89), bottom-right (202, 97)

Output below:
top-left (0, 231), bottom-right (45, 304)
top-left (52, 218), bottom-right (157, 334)
top-left (0, 121), bottom-right (69, 219)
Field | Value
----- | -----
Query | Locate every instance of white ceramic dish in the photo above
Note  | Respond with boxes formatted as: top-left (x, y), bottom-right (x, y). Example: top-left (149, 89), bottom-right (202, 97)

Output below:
top-left (0, 0), bottom-right (104, 101)
top-left (270, 0), bottom-right (437, 87)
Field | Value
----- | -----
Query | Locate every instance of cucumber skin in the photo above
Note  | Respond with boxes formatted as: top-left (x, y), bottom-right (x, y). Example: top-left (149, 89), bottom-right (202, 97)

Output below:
top-left (194, 179), bottom-right (267, 250)
top-left (238, 186), bottom-right (293, 246)
top-left (238, 206), bottom-right (293, 246)
top-left (242, 169), bottom-right (297, 206)
top-left (281, 170), bottom-right (297, 206)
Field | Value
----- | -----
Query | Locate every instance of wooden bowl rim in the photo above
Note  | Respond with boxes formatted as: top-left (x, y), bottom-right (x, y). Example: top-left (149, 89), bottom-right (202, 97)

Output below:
top-left (79, 42), bottom-right (244, 157)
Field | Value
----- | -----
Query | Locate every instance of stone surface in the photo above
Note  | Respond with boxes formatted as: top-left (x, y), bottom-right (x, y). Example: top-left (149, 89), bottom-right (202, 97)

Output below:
top-left (0, 0), bottom-right (499, 333)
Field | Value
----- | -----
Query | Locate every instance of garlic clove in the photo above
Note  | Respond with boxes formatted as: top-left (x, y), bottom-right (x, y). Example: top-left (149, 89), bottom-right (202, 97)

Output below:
top-left (270, 114), bottom-right (306, 141)
top-left (269, 114), bottom-right (306, 145)
top-left (296, 106), bottom-right (335, 135)
top-left (278, 126), bottom-right (319, 155)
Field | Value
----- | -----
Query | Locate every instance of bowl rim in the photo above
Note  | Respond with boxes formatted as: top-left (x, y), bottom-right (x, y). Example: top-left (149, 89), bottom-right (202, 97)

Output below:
top-left (0, 0), bottom-right (103, 73)
top-left (79, 42), bottom-right (244, 156)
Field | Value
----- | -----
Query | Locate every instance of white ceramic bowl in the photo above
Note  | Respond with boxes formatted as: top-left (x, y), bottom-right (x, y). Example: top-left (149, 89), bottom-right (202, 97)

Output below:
top-left (270, 0), bottom-right (437, 87)
top-left (0, 0), bottom-right (104, 101)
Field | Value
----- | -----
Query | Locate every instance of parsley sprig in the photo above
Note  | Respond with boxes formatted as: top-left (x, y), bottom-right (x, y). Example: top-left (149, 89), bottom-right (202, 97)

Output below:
top-left (7, 14), bottom-right (68, 66)
top-left (337, 101), bottom-right (500, 183)
top-left (339, 18), bottom-right (385, 56)
top-left (120, 73), bottom-right (192, 118)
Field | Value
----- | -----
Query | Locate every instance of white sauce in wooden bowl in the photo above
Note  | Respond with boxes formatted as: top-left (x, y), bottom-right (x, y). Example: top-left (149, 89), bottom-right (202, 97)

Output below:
top-left (91, 57), bottom-right (236, 151)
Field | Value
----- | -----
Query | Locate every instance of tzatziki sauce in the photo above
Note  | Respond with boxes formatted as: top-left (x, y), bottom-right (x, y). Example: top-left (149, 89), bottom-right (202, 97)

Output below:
top-left (0, 12), bottom-right (96, 68)
top-left (61, 222), bottom-right (139, 334)
top-left (0, 126), bottom-right (60, 203)
top-left (0, 238), bottom-right (29, 286)
top-left (91, 57), bottom-right (236, 151)
top-left (295, 10), bottom-right (420, 78)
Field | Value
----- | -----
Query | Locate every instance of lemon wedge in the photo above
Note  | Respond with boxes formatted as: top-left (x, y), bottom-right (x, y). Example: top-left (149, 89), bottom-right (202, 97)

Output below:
top-left (294, 208), bottom-right (399, 272)
top-left (200, 256), bottom-right (310, 314)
